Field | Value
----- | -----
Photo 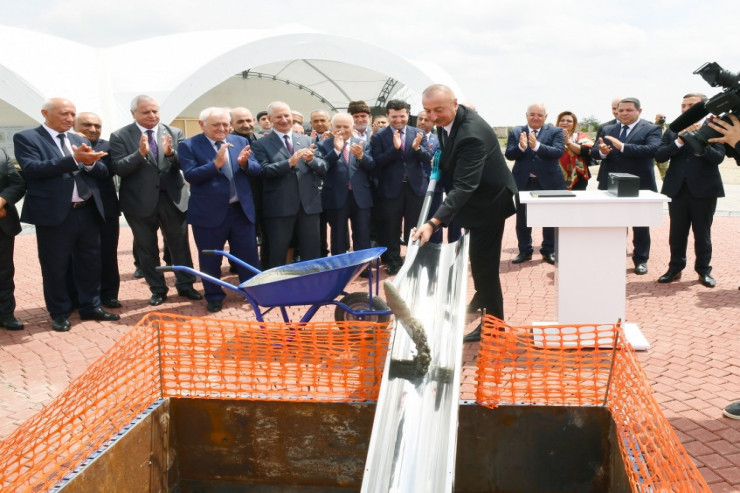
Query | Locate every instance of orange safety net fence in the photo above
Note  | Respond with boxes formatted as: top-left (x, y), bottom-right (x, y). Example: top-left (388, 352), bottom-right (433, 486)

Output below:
top-left (475, 315), bottom-right (710, 493)
top-left (0, 313), bottom-right (390, 492)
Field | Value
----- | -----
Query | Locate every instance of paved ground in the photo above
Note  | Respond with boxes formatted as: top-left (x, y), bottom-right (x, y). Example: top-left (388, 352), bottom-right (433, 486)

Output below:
top-left (2, 159), bottom-right (740, 491)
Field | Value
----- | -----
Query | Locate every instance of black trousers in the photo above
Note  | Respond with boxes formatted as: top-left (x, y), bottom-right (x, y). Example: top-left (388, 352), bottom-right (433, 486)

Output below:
top-left (325, 191), bottom-right (371, 255)
top-left (125, 193), bottom-right (195, 295)
top-left (377, 182), bottom-right (423, 267)
top-left (515, 177), bottom-right (555, 255)
top-left (263, 208), bottom-right (320, 268)
top-left (36, 204), bottom-right (102, 318)
top-left (469, 217), bottom-right (507, 320)
top-left (667, 184), bottom-right (717, 275)
top-left (100, 216), bottom-right (120, 301)
top-left (0, 229), bottom-right (16, 317)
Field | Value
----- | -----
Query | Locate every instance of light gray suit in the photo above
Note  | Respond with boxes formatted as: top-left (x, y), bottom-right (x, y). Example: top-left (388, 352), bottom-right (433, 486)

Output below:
top-left (109, 122), bottom-right (196, 294)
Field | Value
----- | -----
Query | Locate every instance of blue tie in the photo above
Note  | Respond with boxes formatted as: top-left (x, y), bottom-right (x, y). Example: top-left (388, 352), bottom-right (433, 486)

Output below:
top-left (619, 125), bottom-right (629, 142)
top-left (216, 141), bottom-right (237, 201)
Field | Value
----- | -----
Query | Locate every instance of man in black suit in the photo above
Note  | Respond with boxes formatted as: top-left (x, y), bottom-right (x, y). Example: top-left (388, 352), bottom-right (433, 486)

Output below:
top-left (413, 84), bottom-right (517, 343)
top-left (370, 100), bottom-right (432, 275)
top-left (110, 95), bottom-right (202, 306)
top-left (505, 103), bottom-right (566, 265)
top-left (13, 98), bottom-right (120, 331)
top-left (318, 112), bottom-right (375, 255)
top-left (592, 97), bottom-right (662, 275)
top-left (74, 112), bottom-right (121, 308)
top-left (0, 148), bottom-right (26, 330)
top-left (251, 101), bottom-right (327, 268)
top-left (655, 93), bottom-right (725, 288)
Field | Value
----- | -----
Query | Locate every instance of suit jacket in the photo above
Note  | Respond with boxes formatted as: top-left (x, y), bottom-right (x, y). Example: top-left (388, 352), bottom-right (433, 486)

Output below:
top-left (90, 139), bottom-right (120, 220)
top-left (656, 128), bottom-right (725, 199)
top-left (505, 124), bottom-right (566, 190)
top-left (370, 125), bottom-right (433, 198)
top-left (318, 137), bottom-right (374, 210)
top-left (0, 149), bottom-right (25, 236)
top-left (179, 133), bottom-right (261, 226)
top-left (592, 119), bottom-right (662, 191)
top-left (13, 126), bottom-right (107, 226)
top-left (251, 131), bottom-right (327, 217)
top-left (434, 105), bottom-right (517, 229)
top-left (109, 122), bottom-right (187, 217)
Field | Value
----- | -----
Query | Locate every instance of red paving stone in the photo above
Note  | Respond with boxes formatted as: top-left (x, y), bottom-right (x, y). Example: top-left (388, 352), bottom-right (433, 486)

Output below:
top-left (1, 212), bottom-right (740, 490)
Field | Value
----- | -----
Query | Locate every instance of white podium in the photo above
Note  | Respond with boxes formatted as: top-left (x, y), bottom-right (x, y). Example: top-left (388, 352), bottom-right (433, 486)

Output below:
top-left (519, 190), bottom-right (669, 350)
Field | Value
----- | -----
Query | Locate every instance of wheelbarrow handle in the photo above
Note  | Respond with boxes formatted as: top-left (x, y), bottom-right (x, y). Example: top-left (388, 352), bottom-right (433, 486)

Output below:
top-left (200, 249), bottom-right (262, 276)
top-left (155, 266), bottom-right (173, 272)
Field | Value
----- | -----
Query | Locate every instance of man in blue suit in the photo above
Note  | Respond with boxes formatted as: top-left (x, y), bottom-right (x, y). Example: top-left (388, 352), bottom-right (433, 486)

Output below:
top-left (370, 99), bottom-right (432, 275)
top-left (179, 107), bottom-right (261, 312)
top-left (251, 101), bottom-right (327, 268)
top-left (505, 103), bottom-right (566, 264)
top-left (592, 97), bottom-right (662, 274)
top-left (318, 112), bottom-right (375, 256)
top-left (13, 98), bottom-right (120, 331)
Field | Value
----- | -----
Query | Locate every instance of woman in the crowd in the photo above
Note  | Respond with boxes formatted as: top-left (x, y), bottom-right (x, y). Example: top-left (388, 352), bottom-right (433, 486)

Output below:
top-left (556, 111), bottom-right (593, 190)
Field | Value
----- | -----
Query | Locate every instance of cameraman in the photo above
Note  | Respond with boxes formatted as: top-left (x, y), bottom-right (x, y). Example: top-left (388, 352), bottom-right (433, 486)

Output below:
top-left (706, 113), bottom-right (740, 420)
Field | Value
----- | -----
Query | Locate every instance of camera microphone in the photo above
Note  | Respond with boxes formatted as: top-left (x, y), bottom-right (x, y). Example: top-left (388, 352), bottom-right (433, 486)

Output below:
top-left (668, 101), bottom-right (709, 132)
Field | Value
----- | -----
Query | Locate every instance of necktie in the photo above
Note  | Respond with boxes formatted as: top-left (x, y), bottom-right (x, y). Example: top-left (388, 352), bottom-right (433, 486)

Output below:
top-left (342, 143), bottom-right (353, 190)
top-left (283, 134), bottom-right (294, 154)
top-left (216, 141), bottom-right (237, 200)
top-left (399, 129), bottom-right (405, 151)
top-left (58, 133), bottom-right (91, 201)
top-left (440, 128), bottom-right (448, 149)
top-left (532, 129), bottom-right (539, 139)
top-left (342, 142), bottom-right (350, 163)
top-left (619, 125), bottom-right (629, 142)
top-left (146, 129), bottom-right (159, 161)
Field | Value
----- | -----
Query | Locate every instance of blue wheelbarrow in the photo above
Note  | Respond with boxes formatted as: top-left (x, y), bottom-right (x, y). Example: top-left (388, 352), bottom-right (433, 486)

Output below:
top-left (157, 247), bottom-right (392, 325)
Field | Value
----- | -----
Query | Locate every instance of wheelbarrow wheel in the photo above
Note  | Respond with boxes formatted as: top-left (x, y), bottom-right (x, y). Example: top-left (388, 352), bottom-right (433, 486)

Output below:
top-left (335, 292), bottom-right (391, 328)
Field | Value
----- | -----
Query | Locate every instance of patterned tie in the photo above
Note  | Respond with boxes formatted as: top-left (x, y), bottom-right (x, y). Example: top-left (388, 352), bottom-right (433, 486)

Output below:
top-left (283, 134), bottom-right (294, 154)
top-left (342, 142), bottom-right (350, 162)
top-left (216, 141), bottom-right (237, 200)
top-left (343, 143), bottom-right (352, 190)
top-left (146, 129), bottom-right (159, 161)
top-left (619, 124), bottom-right (629, 142)
top-left (58, 133), bottom-right (91, 201)
top-left (399, 129), bottom-right (405, 151)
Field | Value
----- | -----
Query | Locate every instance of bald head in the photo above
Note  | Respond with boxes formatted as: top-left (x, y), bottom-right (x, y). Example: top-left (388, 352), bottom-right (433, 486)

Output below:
top-left (230, 107), bottom-right (255, 137)
top-left (75, 112), bottom-right (102, 144)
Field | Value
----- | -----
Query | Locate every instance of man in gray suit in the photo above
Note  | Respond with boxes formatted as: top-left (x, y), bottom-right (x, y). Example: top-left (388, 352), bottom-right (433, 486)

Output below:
top-left (0, 149), bottom-right (25, 330)
top-left (110, 95), bottom-right (202, 306)
top-left (251, 101), bottom-right (327, 268)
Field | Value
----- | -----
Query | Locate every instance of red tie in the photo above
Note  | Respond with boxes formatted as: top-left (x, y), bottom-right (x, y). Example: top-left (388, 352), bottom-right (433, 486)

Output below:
top-left (342, 142), bottom-right (350, 162)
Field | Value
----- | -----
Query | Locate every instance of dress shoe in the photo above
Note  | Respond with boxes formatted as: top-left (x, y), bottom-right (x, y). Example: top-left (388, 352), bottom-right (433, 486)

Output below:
top-left (102, 299), bottom-right (122, 309)
top-left (178, 288), bottom-right (203, 301)
top-left (467, 293), bottom-right (481, 313)
top-left (51, 317), bottom-right (71, 332)
top-left (542, 252), bottom-right (555, 265)
top-left (133, 267), bottom-right (144, 279)
top-left (150, 293), bottom-right (167, 306)
top-left (463, 324), bottom-right (482, 343)
top-left (699, 274), bottom-right (716, 288)
top-left (512, 252), bottom-right (533, 264)
top-left (80, 308), bottom-right (120, 321)
top-left (634, 263), bottom-right (648, 275)
top-left (657, 270), bottom-right (681, 283)
top-left (0, 315), bottom-right (24, 331)
top-left (386, 264), bottom-right (400, 276)
top-left (207, 300), bottom-right (223, 313)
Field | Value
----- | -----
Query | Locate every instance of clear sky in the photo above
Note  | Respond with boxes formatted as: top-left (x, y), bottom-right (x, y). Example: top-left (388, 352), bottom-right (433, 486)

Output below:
top-left (3, 0), bottom-right (740, 126)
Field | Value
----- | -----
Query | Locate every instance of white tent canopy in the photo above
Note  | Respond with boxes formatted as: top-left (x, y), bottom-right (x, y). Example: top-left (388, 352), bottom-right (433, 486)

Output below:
top-left (0, 24), bottom-right (462, 132)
